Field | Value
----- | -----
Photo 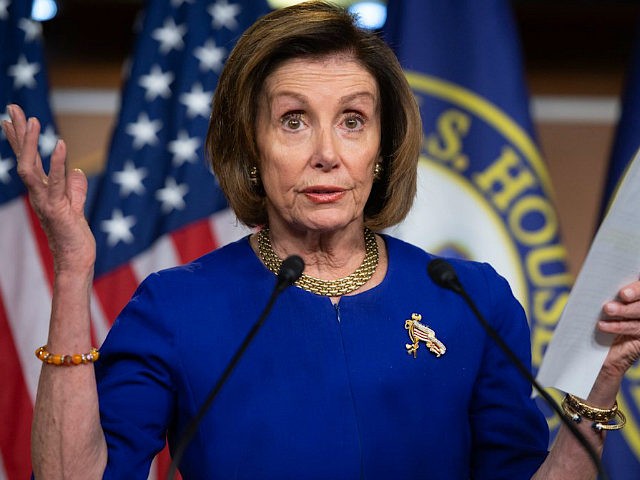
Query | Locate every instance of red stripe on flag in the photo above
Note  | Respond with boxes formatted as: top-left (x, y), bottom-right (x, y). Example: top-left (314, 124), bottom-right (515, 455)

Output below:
top-left (94, 264), bottom-right (140, 324)
top-left (171, 218), bottom-right (217, 264)
top-left (155, 442), bottom-right (183, 480)
top-left (24, 196), bottom-right (54, 291)
top-left (0, 291), bottom-right (34, 479)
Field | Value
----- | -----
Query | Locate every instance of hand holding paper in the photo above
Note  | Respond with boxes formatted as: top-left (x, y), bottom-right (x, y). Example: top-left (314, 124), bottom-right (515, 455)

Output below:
top-left (537, 148), bottom-right (640, 399)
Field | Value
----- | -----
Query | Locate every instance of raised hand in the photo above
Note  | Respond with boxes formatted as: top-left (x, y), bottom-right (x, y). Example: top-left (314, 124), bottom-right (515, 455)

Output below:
top-left (2, 104), bottom-right (95, 273)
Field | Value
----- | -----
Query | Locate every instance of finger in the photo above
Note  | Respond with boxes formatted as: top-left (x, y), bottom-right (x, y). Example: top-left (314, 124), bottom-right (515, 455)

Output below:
top-left (6, 104), bottom-right (28, 155)
top-left (598, 318), bottom-right (640, 337)
top-left (16, 117), bottom-right (45, 187)
top-left (7, 104), bottom-right (27, 135)
top-left (618, 280), bottom-right (640, 303)
top-left (47, 139), bottom-right (67, 200)
top-left (8, 105), bottom-right (44, 172)
top-left (603, 300), bottom-right (640, 319)
top-left (2, 117), bottom-right (20, 155)
top-left (67, 167), bottom-right (88, 214)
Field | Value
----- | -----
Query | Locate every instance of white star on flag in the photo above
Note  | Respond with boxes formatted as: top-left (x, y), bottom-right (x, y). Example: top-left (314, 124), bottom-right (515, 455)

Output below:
top-left (0, 156), bottom-right (14, 184)
top-left (18, 18), bottom-right (42, 42)
top-left (8, 55), bottom-right (40, 89)
top-left (112, 161), bottom-right (148, 197)
top-left (168, 130), bottom-right (200, 166)
top-left (208, 0), bottom-right (241, 30)
top-left (101, 209), bottom-right (137, 246)
top-left (194, 39), bottom-right (227, 73)
top-left (180, 82), bottom-right (213, 118)
top-left (139, 65), bottom-right (174, 101)
top-left (125, 112), bottom-right (163, 149)
top-left (151, 17), bottom-right (187, 54)
top-left (38, 125), bottom-right (58, 157)
top-left (156, 177), bottom-right (189, 213)
top-left (0, 0), bottom-right (9, 20)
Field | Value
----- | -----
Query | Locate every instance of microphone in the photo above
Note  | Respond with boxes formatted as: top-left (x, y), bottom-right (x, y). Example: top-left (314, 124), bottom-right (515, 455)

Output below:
top-left (427, 257), bottom-right (463, 294)
top-left (168, 255), bottom-right (304, 479)
top-left (276, 254), bottom-right (305, 292)
top-left (427, 258), bottom-right (609, 480)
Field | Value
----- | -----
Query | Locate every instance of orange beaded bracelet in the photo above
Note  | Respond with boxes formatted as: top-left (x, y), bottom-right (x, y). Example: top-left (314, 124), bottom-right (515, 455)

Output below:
top-left (35, 345), bottom-right (100, 366)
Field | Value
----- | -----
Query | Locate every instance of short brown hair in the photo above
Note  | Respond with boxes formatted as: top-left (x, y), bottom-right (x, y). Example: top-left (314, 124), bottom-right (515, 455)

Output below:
top-left (206, 1), bottom-right (421, 230)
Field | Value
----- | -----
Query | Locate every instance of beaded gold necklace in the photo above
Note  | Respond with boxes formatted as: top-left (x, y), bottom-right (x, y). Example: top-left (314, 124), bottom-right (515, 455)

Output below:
top-left (257, 227), bottom-right (379, 297)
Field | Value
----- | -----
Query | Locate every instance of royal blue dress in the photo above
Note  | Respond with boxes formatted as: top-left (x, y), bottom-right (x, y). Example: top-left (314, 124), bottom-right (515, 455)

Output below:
top-left (96, 234), bottom-right (549, 479)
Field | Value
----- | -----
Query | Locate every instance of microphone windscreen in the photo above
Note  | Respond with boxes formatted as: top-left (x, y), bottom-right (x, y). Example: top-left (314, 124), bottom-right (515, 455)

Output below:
top-left (427, 258), bottom-right (461, 292)
top-left (279, 255), bottom-right (305, 286)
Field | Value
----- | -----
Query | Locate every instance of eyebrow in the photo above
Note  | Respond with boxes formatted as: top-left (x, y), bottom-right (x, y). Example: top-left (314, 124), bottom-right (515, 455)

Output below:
top-left (339, 91), bottom-right (378, 106)
top-left (268, 90), bottom-right (378, 106)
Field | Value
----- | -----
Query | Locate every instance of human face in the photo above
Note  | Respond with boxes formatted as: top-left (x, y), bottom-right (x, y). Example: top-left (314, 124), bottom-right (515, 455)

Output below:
top-left (256, 54), bottom-right (381, 235)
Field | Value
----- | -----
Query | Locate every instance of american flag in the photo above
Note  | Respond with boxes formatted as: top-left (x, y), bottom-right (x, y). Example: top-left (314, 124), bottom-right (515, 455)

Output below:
top-left (0, 0), bottom-right (270, 478)
top-left (1, 0), bottom-right (58, 477)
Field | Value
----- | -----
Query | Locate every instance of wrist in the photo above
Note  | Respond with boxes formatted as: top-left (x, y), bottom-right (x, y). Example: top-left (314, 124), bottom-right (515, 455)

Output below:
top-left (587, 364), bottom-right (625, 408)
top-left (54, 267), bottom-right (94, 286)
top-left (50, 270), bottom-right (94, 333)
top-left (51, 240), bottom-right (96, 275)
top-left (54, 257), bottom-right (96, 275)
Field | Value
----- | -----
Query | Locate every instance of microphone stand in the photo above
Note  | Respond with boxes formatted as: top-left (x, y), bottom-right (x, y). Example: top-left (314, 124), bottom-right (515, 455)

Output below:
top-left (428, 258), bottom-right (609, 480)
top-left (167, 255), bottom-right (304, 479)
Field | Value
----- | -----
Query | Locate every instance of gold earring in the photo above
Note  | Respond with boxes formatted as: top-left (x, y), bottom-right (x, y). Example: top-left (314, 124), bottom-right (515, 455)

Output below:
top-left (249, 166), bottom-right (260, 187)
top-left (373, 162), bottom-right (383, 181)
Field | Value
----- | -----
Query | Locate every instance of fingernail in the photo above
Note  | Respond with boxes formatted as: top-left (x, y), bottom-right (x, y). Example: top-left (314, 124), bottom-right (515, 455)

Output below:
top-left (604, 302), bottom-right (619, 315)
top-left (27, 118), bottom-right (34, 131)
top-left (622, 288), bottom-right (634, 300)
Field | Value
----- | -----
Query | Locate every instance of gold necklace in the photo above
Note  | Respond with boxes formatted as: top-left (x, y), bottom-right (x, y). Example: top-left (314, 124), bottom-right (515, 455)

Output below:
top-left (257, 227), bottom-right (379, 297)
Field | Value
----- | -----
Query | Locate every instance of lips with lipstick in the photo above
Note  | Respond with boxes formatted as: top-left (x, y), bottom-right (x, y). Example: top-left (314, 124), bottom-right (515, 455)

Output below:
top-left (302, 186), bottom-right (347, 203)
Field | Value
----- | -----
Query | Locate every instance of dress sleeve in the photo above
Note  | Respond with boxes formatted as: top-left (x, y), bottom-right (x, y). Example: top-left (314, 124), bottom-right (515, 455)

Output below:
top-left (468, 263), bottom-right (549, 479)
top-left (95, 273), bottom-right (177, 479)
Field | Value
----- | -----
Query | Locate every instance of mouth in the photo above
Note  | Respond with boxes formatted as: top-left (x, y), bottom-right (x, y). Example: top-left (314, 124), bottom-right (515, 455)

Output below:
top-left (302, 186), bottom-right (347, 203)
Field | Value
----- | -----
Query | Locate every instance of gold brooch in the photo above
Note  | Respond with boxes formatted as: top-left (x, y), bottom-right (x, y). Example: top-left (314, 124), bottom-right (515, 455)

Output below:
top-left (405, 313), bottom-right (446, 358)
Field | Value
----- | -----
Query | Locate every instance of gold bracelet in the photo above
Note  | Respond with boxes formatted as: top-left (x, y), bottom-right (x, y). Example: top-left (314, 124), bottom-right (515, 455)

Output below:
top-left (592, 409), bottom-right (626, 431)
top-left (35, 345), bottom-right (99, 366)
top-left (563, 394), bottom-right (617, 422)
top-left (562, 394), bottom-right (626, 431)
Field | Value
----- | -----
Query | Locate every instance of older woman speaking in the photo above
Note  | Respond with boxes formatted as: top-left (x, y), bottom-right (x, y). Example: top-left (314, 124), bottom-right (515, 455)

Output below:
top-left (4, 2), bottom-right (640, 479)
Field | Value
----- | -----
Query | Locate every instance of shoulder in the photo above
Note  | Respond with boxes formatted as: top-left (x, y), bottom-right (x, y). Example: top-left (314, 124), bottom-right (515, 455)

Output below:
top-left (147, 235), bottom-right (253, 283)
top-left (382, 233), bottom-right (507, 290)
top-left (108, 235), bottom-right (263, 335)
top-left (381, 234), bottom-right (521, 324)
top-left (126, 236), bottom-right (259, 308)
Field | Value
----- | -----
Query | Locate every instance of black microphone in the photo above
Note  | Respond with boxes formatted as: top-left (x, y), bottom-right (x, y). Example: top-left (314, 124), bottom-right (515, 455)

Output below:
top-left (427, 258), bottom-right (609, 480)
top-left (276, 254), bottom-right (305, 293)
top-left (167, 255), bottom-right (304, 479)
top-left (427, 257), bottom-right (463, 294)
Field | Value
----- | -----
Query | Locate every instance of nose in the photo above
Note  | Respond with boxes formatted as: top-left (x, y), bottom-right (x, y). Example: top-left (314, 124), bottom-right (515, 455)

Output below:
top-left (311, 127), bottom-right (339, 172)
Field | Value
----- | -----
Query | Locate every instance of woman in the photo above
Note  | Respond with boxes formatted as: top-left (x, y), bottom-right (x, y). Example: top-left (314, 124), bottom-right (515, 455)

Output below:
top-left (4, 2), bottom-right (640, 479)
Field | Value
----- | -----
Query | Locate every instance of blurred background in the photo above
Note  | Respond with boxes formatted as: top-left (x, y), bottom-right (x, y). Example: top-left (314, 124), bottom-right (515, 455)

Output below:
top-left (37, 0), bottom-right (640, 277)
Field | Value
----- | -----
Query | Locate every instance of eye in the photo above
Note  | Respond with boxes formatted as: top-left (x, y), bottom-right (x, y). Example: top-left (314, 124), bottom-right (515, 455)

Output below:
top-left (342, 114), bottom-right (365, 131)
top-left (281, 112), bottom-right (305, 131)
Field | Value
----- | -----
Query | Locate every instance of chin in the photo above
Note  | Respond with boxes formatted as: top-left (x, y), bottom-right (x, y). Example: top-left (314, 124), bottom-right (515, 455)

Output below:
top-left (293, 215), bottom-right (361, 234)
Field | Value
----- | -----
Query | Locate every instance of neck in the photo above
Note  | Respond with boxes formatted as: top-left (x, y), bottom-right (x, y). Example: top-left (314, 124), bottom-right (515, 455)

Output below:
top-left (256, 225), bottom-right (380, 298)
top-left (267, 223), bottom-right (367, 280)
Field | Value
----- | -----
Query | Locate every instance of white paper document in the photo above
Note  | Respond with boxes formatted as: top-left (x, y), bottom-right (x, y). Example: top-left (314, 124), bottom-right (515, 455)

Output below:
top-left (536, 148), bottom-right (640, 399)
